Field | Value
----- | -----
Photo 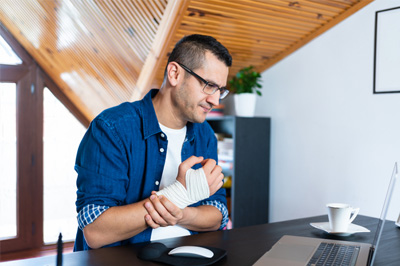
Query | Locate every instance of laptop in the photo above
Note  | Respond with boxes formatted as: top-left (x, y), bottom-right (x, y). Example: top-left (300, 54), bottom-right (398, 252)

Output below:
top-left (254, 163), bottom-right (398, 266)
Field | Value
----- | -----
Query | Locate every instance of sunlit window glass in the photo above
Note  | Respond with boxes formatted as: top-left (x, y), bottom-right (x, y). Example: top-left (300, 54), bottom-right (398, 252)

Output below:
top-left (0, 35), bottom-right (22, 65)
top-left (43, 88), bottom-right (86, 244)
top-left (0, 83), bottom-right (17, 240)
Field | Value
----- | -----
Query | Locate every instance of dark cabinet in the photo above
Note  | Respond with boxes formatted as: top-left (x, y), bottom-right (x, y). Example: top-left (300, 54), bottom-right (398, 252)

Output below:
top-left (207, 116), bottom-right (270, 228)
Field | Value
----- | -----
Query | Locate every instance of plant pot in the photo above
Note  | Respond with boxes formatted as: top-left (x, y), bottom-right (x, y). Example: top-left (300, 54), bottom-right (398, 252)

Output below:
top-left (234, 93), bottom-right (256, 117)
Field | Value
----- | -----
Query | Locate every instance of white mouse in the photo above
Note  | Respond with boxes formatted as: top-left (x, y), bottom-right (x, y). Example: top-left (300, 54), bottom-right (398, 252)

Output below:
top-left (168, 246), bottom-right (214, 258)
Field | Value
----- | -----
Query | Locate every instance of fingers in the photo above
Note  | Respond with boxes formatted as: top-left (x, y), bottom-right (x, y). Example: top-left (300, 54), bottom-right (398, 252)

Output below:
top-left (198, 159), bottom-right (226, 195)
top-left (200, 159), bottom-right (224, 196)
top-left (145, 214), bottom-right (160, 229)
top-left (209, 172), bottom-right (224, 195)
top-left (179, 157), bottom-right (224, 197)
top-left (143, 194), bottom-right (183, 228)
top-left (201, 159), bottom-right (217, 174)
top-left (157, 195), bottom-right (183, 218)
top-left (144, 197), bottom-right (168, 227)
top-left (200, 158), bottom-right (210, 166)
top-left (180, 156), bottom-right (204, 170)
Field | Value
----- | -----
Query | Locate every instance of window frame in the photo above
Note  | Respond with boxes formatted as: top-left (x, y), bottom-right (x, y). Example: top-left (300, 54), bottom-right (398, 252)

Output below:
top-left (0, 23), bottom-right (89, 254)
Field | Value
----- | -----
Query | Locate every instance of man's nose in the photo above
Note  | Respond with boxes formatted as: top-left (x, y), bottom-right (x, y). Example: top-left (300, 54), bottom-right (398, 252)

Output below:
top-left (206, 90), bottom-right (220, 107)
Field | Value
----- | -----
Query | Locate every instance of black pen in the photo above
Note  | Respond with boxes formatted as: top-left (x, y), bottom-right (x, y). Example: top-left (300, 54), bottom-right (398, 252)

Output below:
top-left (57, 233), bottom-right (63, 266)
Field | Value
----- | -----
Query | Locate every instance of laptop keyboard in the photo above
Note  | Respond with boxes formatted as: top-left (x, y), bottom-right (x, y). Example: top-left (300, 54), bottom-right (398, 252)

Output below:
top-left (307, 242), bottom-right (360, 266)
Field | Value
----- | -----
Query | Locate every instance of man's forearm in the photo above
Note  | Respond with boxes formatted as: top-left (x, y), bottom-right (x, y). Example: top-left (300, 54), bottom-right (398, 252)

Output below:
top-left (179, 205), bottom-right (222, 231)
top-left (83, 199), bottom-right (150, 249)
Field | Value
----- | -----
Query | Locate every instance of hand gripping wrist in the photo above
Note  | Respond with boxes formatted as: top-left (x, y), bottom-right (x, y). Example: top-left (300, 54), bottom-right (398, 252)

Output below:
top-left (156, 168), bottom-right (210, 209)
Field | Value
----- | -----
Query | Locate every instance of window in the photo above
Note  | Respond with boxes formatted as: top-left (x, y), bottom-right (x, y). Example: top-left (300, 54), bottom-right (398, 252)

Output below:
top-left (43, 88), bottom-right (86, 244)
top-left (0, 24), bottom-right (89, 255)
top-left (0, 83), bottom-right (17, 240)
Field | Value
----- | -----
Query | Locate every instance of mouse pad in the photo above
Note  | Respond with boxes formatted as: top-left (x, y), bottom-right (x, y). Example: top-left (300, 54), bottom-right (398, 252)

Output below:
top-left (137, 242), bottom-right (227, 266)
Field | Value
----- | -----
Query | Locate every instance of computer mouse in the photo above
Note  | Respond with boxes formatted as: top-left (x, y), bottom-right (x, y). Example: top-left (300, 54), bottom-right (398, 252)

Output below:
top-left (168, 245), bottom-right (214, 258)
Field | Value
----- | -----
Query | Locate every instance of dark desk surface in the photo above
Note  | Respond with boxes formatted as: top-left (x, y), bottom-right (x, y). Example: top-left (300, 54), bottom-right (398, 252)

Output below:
top-left (2, 215), bottom-right (400, 266)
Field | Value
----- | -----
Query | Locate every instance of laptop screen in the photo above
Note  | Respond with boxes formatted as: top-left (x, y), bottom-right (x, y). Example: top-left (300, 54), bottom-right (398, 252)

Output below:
top-left (370, 162), bottom-right (398, 265)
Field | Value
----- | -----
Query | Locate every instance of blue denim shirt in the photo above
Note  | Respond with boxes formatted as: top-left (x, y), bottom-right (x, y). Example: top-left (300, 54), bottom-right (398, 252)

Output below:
top-left (74, 89), bottom-right (227, 251)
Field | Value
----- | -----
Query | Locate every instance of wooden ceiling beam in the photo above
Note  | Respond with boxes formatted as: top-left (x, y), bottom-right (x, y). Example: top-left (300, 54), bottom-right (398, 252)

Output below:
top-left (130, 0), bottom-right (190, 101)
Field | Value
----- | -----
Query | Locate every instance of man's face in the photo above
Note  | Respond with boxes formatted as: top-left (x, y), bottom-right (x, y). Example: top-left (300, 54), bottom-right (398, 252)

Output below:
top-left (173, 52), bottom-right (229, 124)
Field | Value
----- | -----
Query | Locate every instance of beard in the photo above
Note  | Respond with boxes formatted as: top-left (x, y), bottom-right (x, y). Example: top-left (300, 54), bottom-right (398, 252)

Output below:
top-left (174, 82), bottom-right (212, 124)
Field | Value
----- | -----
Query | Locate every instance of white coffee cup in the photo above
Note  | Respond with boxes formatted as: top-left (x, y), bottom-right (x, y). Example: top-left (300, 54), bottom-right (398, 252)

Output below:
top-left (326, 203), bottom-right (360, 232)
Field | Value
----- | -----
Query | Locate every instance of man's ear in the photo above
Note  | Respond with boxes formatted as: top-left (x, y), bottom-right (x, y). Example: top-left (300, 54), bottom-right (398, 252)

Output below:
top-left (166, 62), bottom-right (183, 87)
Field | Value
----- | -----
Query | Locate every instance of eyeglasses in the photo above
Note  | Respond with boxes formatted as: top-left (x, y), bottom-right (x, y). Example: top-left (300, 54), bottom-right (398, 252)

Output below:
top-left (176, 62), bottom-right (229, 99)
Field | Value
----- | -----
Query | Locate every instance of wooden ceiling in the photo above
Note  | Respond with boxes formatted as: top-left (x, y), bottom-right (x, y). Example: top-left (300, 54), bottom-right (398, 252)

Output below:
top-left (0, 0), bottom-right (373, 121)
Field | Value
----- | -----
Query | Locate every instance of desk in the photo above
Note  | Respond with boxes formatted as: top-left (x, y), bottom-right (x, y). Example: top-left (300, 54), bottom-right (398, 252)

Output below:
top-left (2, 215), bottom-right (399, 266)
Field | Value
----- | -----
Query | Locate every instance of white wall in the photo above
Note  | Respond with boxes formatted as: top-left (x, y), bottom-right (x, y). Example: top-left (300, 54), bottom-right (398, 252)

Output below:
top-left (256, 0), bottom-right (400, 223)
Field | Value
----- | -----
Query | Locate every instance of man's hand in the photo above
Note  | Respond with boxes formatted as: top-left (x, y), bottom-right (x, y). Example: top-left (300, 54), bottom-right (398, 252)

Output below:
top-left (145, 156), bottom-right (224, 229)
top-left (144, 193), bottom-right (222, 232)
top-left (176, 156), bottom-right (224, 196)
top-left (200, 158), bottom-right (224, 196)
top-left (144, 192), bottom-right (183, 229)
top-left (175, 156), bottom-right (204, 188)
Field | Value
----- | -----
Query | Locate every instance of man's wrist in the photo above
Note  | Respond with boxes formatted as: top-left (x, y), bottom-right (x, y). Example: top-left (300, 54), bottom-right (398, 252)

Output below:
top-left (156, 168), bottom-right (209, 209)
top-left (178, 206), bottom-right (197, 227)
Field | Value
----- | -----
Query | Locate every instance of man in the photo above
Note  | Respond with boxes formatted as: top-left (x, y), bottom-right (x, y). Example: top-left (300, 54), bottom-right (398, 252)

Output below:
top-left (74, 34), bottom-right (232, 251)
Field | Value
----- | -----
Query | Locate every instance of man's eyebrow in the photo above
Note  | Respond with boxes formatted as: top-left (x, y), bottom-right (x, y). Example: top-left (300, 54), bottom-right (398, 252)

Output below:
top-left (205, 77), bottom-right (224, 87)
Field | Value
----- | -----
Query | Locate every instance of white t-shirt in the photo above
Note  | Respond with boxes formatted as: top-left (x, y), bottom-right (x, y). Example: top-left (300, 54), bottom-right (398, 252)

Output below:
top-left (150, 123), bottom-right (191, 241)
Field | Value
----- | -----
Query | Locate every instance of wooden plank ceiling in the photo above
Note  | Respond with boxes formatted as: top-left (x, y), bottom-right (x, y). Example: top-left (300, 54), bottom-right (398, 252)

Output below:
top-left (0, 0), bottom-right (373, 121)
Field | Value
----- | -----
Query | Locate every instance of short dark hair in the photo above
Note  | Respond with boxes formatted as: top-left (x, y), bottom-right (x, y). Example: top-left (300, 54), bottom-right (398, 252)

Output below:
top-left (163, 34), bottom-right (232, 81)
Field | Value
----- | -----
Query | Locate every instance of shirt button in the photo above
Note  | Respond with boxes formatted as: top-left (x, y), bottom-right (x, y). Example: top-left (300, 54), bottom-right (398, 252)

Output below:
top-left (161, 133), bottom-right (165, 138)
top-left (159, 148), bottom-right (164, 152)
top-left (155, 181), bottom-right (159, 185)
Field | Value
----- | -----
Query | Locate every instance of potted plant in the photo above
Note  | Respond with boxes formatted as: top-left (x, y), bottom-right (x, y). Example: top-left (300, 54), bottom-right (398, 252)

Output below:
top-left (228, 66), bottom-right (262, 117)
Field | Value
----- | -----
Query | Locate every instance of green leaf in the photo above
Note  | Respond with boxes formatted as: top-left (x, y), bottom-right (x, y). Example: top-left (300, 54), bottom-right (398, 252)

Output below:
top-left (228, 65), bottom-right (263, 95)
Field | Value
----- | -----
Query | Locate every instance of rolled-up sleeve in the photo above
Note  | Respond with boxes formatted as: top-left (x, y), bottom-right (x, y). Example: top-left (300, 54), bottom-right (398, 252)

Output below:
top-left (200, 200), bottom-right (229, 230)
top-left (77, 204), bottom-right (110, 230)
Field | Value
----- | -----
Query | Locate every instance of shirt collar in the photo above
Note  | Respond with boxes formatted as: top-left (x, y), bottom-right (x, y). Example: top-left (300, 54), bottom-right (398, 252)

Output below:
top-left (140, 89), bottom-right (195, 141)
top-left (141, 89), bottom-right (161, 139)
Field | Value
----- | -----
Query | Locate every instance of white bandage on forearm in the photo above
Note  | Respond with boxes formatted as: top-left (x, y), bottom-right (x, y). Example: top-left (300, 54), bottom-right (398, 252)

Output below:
top-left (156, 168), bottom-right (210, 209)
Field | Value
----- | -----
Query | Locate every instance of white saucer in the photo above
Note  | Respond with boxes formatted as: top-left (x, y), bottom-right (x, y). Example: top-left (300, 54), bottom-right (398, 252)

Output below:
top-left (310, 222), bottom-right (370, 236)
